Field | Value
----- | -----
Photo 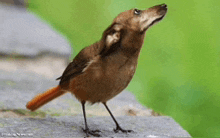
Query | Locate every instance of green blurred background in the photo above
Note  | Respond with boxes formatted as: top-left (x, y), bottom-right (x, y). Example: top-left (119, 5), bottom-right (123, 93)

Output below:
top-left (27, 0), bottom-right (220, 137)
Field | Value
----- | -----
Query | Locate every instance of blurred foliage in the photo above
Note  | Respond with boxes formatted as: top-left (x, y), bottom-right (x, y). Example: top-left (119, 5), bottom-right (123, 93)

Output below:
top-left (27, 0), bottom-right (220, 137)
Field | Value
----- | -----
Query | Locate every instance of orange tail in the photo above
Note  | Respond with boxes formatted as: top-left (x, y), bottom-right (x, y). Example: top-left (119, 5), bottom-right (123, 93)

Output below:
top-left (26, 85), bottom-right (66, 111)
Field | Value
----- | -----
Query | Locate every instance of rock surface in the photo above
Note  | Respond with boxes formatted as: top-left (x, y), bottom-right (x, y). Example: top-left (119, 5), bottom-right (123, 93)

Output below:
top-left (0, 4), bottom-right (71, 57)
top-left (0, 116), bottom-right (190, 137)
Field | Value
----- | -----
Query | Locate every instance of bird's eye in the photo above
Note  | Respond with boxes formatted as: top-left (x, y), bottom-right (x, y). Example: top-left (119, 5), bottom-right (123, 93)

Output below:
top-left (134, 9), bottom-right (141, 15)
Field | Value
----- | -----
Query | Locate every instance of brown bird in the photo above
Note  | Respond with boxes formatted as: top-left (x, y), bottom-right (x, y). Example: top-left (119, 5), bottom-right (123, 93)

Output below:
top-left (26, 4), bottom-right (167, 137)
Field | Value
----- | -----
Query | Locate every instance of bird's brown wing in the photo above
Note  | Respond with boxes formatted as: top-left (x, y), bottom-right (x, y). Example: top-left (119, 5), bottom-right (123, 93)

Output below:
top-left (56, 60), bottom-right (87, 86)
top-left (56, 42), bottom-right (104, 85)
top-left (56, 47), bottom-right (91, 86)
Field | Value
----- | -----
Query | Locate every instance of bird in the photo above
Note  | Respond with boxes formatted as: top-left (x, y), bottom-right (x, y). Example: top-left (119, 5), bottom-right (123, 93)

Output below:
top-left (26, 4), bottom-right (167, 137)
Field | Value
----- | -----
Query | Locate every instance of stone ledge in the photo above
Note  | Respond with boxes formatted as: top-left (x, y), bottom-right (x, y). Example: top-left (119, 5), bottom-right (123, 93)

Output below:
top-left (0, 4), bottom-right (71, 58)
top-left (0, 116), bottom-right (191, 137)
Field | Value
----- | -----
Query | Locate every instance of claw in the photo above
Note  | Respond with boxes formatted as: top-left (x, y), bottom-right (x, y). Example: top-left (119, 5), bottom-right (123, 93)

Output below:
top-left (114, 126), bottom-right (133, 133)
top-left (83, 128), bottom-right (101, 137)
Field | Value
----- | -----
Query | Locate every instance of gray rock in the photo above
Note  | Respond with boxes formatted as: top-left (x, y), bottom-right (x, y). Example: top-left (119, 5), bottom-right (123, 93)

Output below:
top-left (0, 116), bottom-right (191, 137)
top-left (0, 4), bottom-right (71, 57)
top-left (0, 69), bottom-right (58, 110)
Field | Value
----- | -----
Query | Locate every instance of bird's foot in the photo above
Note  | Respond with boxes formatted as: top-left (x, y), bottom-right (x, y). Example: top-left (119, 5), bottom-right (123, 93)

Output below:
top-left (114, 125), bottom-right (133, 133)
top-left (83, 128), bottom-right (101, 137)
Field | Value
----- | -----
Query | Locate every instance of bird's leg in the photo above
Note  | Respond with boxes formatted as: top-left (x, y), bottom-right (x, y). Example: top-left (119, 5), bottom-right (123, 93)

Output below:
top-left (103, 102), bottom-right (133, 133)
top-left (81, 101), bottom-right (101, 137)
